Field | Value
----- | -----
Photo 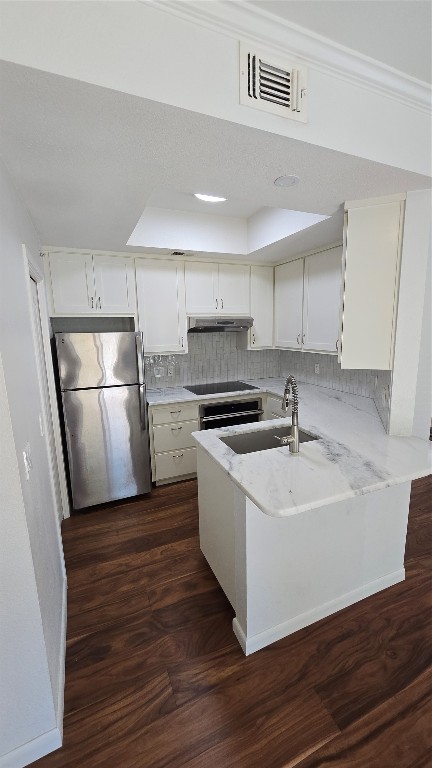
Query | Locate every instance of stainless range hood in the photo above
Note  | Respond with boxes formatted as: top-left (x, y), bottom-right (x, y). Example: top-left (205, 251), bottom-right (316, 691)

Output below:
top-left (188, 316), bottom-right (254, 333)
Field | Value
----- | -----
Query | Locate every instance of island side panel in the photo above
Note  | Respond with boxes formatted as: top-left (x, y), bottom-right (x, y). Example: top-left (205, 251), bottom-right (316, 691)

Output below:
top-left (240, 482), bottom-right (410, 655)
top-left (196, 447), bottom-right (237, 609)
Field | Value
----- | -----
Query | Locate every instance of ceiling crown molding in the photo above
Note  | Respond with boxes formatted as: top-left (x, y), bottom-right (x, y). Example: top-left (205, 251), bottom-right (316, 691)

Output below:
top-left (148, 0), bottom-right (431, 113)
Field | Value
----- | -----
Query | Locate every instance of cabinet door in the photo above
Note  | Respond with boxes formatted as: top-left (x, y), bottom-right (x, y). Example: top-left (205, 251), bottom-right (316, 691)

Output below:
top-left (250, 265), bottom-right (273, 348)
top-left (274, 259), bottom-right (304, 349)
top-left (185, 262), bottom-right (218, 314)
top-left (136, 260), bottom-right (187, 354)
top-left (49, 252), bottom-right (94, 314)
top-left (302, 247), bottom-right (342, 353)
top-left (218, 264), bottom-right (250, 315)
top-left (340, 202), bottom-right (403, 369)
top-left (93, 255), bottom-right (135, 314)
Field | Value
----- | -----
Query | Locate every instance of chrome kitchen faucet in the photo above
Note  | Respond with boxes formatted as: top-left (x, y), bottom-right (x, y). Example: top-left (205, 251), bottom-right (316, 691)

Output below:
top-left (276, 375), bottom-right (300, 453)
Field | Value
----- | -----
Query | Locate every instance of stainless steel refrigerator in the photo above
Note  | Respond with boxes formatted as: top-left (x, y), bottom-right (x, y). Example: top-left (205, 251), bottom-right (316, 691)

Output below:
top-left (56, 332), bottom-right (151, 509)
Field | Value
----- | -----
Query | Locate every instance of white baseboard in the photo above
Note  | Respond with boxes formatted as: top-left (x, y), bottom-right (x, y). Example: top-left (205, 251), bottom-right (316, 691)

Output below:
top-left (0, 728), bottom-right (62, 768)
top-left (233, 568), bottom-right (405, 655)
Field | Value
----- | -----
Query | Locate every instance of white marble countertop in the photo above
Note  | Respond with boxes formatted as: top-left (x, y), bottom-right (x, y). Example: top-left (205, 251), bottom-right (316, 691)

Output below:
top-left (190, 381), bottom-right (431, 518)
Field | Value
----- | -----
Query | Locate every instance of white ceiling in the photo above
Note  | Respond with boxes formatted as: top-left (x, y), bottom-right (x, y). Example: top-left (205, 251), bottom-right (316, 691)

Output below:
top-left (248, 1), bottom-right (432, 83)
top-left (0, 60), bottom-right (430, 263)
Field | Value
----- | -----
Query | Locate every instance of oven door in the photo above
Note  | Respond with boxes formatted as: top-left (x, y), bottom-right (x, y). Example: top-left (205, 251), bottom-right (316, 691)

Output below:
top-left (199, 399), bottom-right (263, 430)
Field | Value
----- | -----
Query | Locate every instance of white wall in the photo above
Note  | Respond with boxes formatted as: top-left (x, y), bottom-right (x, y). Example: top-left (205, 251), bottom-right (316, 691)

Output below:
top-left (0, 1), bottom-right (429, 176)
top-left (129, 206), bottom-right (247, 253)
top-left (247, 207), bottom-right (328, 252)
top-left (0, 160), bottom-right (65, 764)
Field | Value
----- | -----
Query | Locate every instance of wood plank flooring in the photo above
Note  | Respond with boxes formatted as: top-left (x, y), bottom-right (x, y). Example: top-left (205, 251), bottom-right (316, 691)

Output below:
top-left (35, 475), bottom-right (432, 768)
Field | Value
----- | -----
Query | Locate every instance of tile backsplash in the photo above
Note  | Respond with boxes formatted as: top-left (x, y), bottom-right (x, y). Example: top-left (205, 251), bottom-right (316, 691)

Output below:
top-left (144, 333), bottom-right (279, 387)
top-left (145, 333), bottom-right (392, 428)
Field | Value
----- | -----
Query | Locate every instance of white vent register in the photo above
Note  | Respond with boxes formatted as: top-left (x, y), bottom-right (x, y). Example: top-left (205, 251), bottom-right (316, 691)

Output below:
top-left (239, 43), bottom-right (307, 122)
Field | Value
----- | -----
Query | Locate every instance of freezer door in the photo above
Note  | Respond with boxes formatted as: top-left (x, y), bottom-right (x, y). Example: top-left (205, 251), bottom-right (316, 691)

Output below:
top-left (62, 384), bottom-right (151, 509)
top-left (56, 332), bottom-right (144, 389)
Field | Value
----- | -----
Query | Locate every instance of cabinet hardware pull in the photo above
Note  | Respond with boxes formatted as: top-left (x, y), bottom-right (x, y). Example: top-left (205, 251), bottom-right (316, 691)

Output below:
top-left (98, 297), bottom-right (102, 310)
top-left (297, 334), bottom-right (301, 345)
top-left (173, 453), bottom-right (184, 459)
top-left (181, 336), bottom-right (184, 347)
top-left (336, 339), bottom-right (339, 351)
top-left (171, 426), bottom-right (183, 431)
top-left (221, 298), bottom-right (224, 309)
top-left (216, 299), bottom-right (218, 309)
top-left (302, 333), bottom-right (305, 344)
top-left (91, 297), bottom-right (94, 309)
top-left (170, 410), bottom-right (181, 415)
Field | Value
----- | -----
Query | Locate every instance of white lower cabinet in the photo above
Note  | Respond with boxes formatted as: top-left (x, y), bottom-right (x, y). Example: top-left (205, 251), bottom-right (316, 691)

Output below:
top-left (136, 259), bottom-right (187, 354)
top-left (149, 403), bottom-right (199, 484)
top-left (154, 448), bottom-right (197, 483)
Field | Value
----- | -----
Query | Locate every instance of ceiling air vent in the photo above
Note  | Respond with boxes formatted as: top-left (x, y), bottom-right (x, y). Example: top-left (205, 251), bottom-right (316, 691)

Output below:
top-left (239, 43), bottom-right (307, 123)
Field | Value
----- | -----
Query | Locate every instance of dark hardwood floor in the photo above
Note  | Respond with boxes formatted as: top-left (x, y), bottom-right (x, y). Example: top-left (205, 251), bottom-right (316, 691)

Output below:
top-left (35, 475), bottom-right (432, 768)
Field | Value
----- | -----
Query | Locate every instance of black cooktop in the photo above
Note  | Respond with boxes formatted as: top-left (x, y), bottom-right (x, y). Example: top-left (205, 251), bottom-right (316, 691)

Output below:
top-left (184, 381), bottom-right (259, 396)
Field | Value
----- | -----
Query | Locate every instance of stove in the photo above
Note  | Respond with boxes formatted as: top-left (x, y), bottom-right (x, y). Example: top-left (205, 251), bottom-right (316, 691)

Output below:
top-left (184, 381), bottom-right (259, 396)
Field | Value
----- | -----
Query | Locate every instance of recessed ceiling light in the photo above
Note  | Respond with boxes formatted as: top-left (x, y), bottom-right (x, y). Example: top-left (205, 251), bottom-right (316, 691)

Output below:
top-left (274, 175), bottom-right (300, 188)
top-left (194, 193), bottom-right (227, 203)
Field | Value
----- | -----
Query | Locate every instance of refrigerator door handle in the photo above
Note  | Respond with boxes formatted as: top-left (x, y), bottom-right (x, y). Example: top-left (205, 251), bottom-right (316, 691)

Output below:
top-left (135, 332), bottom-right (145, 385)
top-left (139, 384), bottom-right (148, 432)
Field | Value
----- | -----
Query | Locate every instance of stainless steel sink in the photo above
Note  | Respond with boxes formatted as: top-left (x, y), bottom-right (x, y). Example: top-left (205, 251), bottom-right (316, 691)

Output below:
top-left (220, 425), bottom-right (319, 455)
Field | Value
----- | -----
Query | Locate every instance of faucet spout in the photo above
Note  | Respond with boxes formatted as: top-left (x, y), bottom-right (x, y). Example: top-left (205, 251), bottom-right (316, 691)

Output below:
top-left (282, 375), bottom-right (299, 453)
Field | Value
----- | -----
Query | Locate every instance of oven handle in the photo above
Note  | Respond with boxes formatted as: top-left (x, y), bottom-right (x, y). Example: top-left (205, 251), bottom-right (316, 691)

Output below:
top-left (201, 409), bottom-right (264, 423)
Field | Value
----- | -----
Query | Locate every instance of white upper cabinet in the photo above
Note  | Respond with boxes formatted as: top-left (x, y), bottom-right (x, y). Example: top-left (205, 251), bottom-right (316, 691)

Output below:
top-left (249, 265), bottom-right (273, 348)
top-left (274, 259), bottom-right (304, 349)
top-left (274, 250), bottom-right (343, 353)
top-left (47, 252), bottom-right (135, 315)
top-left (302, 247), bottom-right (342, 353)
top-left (136, 259), bottom-right (187, 354)
top-left (339, 199), bottom-right (404, 370)
top-left (185, 262), bottom-right (250, 315)
top-left (185, 262), bottom-right (218, 314)
top-left (48, 252), bottom-right (94, 314)
top-left (217, 264), bottom-right (250, 315)
top-left (93, 255), bottom-right (135, 314)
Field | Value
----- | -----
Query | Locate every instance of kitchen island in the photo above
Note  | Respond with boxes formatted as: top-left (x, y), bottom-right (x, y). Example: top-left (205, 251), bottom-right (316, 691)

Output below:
top-left (192, 382), bottom-right (431, 654)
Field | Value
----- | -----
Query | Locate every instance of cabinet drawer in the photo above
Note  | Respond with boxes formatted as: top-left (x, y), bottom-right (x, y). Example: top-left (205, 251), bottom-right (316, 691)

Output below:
top-left (151, 403), bottom-right (199, 425)
top-left (153, 419), bottom-right (199, 453)
top-left (155, 447), bottom-right (197, 481)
